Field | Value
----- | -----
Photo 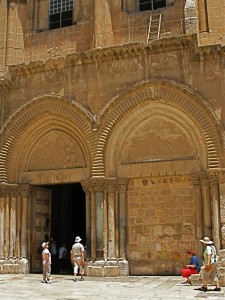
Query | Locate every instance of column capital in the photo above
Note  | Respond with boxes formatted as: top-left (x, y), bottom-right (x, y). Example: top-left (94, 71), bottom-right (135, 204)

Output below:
top-left (81, 178), bottom-right (128, 193)
top-left (0, 184), bottom-right (19, 197)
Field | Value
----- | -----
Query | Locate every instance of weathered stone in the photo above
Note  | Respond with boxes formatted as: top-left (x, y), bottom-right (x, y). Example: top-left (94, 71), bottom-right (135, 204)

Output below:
top-left (0, 0), bottom-right (225, 278)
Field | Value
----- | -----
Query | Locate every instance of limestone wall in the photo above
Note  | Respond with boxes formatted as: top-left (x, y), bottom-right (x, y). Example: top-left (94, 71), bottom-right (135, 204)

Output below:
top-left (127, 177), bottom-right (196, 275)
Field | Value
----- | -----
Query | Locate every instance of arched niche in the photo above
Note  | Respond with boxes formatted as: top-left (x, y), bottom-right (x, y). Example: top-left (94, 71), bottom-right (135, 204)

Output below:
top-left (0, 95), bottom-right (95, 184)
top-left (93, 79), bottom-right (224, 177)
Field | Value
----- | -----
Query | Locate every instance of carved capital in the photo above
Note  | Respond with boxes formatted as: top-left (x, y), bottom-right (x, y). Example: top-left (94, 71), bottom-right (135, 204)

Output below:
top-left (209, 175), bottom-right (219, 186)
top-left (81, 178), bottom-right (128, 193)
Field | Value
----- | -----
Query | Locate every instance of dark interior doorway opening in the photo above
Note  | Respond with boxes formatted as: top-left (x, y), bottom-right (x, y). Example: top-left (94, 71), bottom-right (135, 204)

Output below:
top-left (46, 183), bottom-right (86, 274)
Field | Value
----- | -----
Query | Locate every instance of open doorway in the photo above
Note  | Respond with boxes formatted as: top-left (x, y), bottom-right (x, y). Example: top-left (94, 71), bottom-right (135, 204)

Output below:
top-left (47, 183), bottom-right (86, 274)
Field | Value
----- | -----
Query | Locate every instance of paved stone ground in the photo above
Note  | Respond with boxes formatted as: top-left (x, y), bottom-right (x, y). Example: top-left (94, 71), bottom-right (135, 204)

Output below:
top-left (0, 274), bottom-right (224, 300)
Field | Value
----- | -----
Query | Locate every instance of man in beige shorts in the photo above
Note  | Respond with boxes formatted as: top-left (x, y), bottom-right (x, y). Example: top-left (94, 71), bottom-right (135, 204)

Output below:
top-left (196, 237), bottom-right (221, 292)
top-left (71, 236), bottom-right (85, 281)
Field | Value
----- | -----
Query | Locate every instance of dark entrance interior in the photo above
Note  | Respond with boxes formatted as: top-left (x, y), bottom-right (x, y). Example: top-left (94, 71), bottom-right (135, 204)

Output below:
top-left (46, 183), bottom-right (86, 274)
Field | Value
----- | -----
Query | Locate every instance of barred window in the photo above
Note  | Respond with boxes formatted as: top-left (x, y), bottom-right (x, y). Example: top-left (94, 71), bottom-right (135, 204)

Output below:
top-left (49, 0), bottom-right (74, 30)
top-left (139, 0), bottom-right (166, 11)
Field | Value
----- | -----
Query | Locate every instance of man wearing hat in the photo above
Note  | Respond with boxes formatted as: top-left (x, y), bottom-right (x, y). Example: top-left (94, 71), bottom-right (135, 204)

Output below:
top-left (196, 237), bottom-right (221, 292)
top-left (70, 236), bottom-right (85, 281)
top-left (42, 242), bottom-right (52, 283)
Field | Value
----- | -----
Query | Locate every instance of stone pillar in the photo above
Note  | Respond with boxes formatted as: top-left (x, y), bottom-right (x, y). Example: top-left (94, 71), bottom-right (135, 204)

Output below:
top-left (118, 178), bottom-right (128, 259)
top-left (96, 191), bottom-right (104, 258)
top-left (103, 190), bottom-right (108, 260)
top-left (184, 0), bottom-right (198, 34)
top-left (193, 177), bottom-right (203, 257)
top-left (94, 0), bottom-right (113, 48)
top-left (197, 0), bottom-right (209, 32)
top-left (0, 184), bottom-right (29, 273)
top-left (0, 0), bottom-right (7, 70)
top-left (33, 0), bottom-right (39, 32)
top-left (0, 194), bottom-right (5, 258)
top-left (4, 194), bottom-right (10, 257)
top-left (16, 194), bottom-right (21, 257)
top-left (90, 190), bottom-right (97, 260)
top-left (9, 194), bottom-right (17, 257)
top-left (6, 1), bottom-right (24, 65)
top-left (108, 188), bottom-right (116, 259)
top-left (82, 178), bottom-right (128, 277)
top-left (219, 181), bottom-right (225, 249)
top-left (210, 175), bottom-right (221, 250)
top-left (201, 177), bottom-right (212, 237)
top-left (84, 190), bottom-right (91, 259)
top-left (20, 187), bottom-right (29, 258)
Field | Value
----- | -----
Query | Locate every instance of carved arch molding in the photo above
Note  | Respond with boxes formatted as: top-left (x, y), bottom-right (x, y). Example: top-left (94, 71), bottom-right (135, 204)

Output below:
top-left (0, 79), bottom-right (224, 183)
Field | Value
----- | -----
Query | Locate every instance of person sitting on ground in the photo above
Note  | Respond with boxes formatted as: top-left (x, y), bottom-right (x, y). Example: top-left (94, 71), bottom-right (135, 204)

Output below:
top-left (181, 250), bottom-right (201, 285)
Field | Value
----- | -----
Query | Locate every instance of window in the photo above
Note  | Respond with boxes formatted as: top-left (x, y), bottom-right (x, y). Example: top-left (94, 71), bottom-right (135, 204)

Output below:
top-left (139, 0), bottom-right (166, 11)
top-left (49, 0), bottom-right (74, 30)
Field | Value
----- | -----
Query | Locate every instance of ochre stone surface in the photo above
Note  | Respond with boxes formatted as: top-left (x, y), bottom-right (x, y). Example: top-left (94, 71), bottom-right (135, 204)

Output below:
top-left (0, 0), bottom-right (225, 283)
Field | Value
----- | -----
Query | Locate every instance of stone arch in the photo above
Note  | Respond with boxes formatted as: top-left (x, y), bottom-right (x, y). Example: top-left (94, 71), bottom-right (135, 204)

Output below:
top-left (93, 79), bottom-right (224, 177)
top-left (0, 94), bottom-right (96, 183)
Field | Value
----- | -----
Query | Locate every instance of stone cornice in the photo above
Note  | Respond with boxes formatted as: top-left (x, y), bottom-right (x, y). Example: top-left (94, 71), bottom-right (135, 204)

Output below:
top-left (0, 34), bottom-right (225, 87)
top-left (2, 35), bottom-right (195, 85)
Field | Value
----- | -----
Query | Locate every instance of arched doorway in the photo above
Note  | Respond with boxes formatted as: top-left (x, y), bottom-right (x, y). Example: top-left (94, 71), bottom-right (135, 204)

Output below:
top-left (47, 182), bottom-right (86, 273)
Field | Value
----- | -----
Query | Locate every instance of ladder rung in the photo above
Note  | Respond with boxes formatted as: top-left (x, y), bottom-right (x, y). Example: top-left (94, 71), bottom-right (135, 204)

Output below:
top-left (147, 13), bottom-right (162, 43)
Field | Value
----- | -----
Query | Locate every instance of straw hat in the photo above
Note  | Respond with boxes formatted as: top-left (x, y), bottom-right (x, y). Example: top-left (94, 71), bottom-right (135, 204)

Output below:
top-left (199, 237), bottom-right (213, 244)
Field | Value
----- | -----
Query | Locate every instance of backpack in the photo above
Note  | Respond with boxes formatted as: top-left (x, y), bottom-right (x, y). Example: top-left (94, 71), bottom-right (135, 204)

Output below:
top-left (210, 245), bottom-right (218, 263)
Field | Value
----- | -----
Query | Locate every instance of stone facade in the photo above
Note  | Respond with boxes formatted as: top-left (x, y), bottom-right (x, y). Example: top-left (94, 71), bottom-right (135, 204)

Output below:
top-left (0, 0), bottom-right (225, 284)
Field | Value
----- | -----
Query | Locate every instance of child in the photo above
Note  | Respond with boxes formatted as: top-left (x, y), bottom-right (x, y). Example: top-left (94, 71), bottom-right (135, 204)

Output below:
top-left (42, 242), bottom-right (52, 283)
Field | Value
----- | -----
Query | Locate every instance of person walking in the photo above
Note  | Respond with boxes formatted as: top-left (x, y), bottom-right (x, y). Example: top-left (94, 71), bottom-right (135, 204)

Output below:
top-left (71, 236), bottom-right (85, 282)
top-left (196, 237), bottom-right (221, 292)
top-left (50, 238), bottom-right (57, 273)
top-left (181, 250), bottom-right (201, 285)
top-left (58, 243), bottom-right (68, 274)
top-left (42, 242), bottom-right (52, 284)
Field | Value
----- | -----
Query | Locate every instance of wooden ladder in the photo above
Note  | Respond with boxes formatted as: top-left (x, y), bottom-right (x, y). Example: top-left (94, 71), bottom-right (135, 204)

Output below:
top-left (147, 13), bottom-right (162, 42)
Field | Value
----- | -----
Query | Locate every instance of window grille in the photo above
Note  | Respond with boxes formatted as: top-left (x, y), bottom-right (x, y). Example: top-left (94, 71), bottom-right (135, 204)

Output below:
top-left (49, 0), bottom-right (74, 30)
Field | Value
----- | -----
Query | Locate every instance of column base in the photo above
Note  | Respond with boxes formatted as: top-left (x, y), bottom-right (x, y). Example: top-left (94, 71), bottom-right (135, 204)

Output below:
top-left (0, 258), bottom-right (29, 274)
top-left (86, 259), bottom-right (129, 277)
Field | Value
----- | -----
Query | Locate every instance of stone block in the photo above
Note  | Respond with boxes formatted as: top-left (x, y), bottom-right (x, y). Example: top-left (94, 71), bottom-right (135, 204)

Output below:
top-left (86, 266), bottom-right (92, 277)
top-left (90, 266), bottom-right (104, 277)
top-left (119, 260), bottom-right (129, 276)
top-left (0, 259), bottom-right (29, 274)
top-left (103, 266), bottom-right (119, 277)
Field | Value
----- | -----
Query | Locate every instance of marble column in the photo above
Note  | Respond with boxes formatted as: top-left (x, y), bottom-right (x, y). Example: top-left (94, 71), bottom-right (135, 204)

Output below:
top-left (192, 177), bottom-right (203, 256)
top-left (0, 194), bottom-right (5, 258)
top-left (210, 176), bottom-right (221, 250)
top-left (84, 190), bottom-right (91, 259)
top-left (118, 179), bottom-right (128, 259)
top-left (21, 187), bottom-right (29, 258)
top-left (103, 190), bottom-right (108, 260)
top-left (107, 190), bottom-right (116, 259)
top-left (90, 190), bottom-right (96, 260)
top-left (4, 194), bottom-right (10, 257)
top-left (96, 191), bottom-right (104, 258)
top-left (219, 181), bottom-right (225, 249)
top-left (201, 177), bottom-right (212, 238)
top-left (9, 194), bottom-right (17, 257)
top-left (16, 194), bottom-right (21, 257)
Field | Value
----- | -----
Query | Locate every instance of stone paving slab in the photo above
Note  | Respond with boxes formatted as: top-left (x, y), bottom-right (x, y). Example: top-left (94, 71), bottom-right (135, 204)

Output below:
top-left (0, 274), bottom-right (224, 300)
